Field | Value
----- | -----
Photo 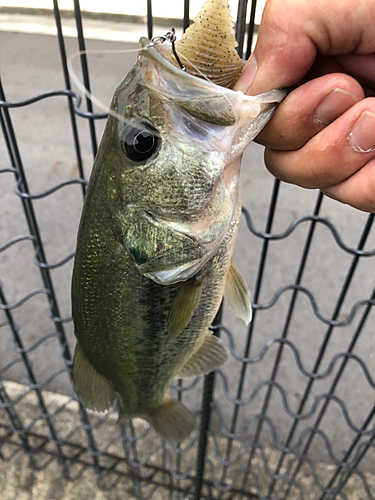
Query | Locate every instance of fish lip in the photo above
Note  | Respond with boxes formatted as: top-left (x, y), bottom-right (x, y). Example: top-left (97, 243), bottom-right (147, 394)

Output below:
top-left (138, 37), bottom-right (287, 107)
top-left (138, 37), bottom-right (286, 130)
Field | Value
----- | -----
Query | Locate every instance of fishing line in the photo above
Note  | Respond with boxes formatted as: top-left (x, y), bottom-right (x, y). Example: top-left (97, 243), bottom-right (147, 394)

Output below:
top-left (67, 37), bottom-right (260, 128)
top-left (68, 43), bottom-right (190, 127)
top-left (67, 46), bottom-right (146, 125)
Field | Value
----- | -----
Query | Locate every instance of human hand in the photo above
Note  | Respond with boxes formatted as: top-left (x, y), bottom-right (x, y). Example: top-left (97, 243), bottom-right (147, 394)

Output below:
top-left (234, 0), bottom-right (375, 212)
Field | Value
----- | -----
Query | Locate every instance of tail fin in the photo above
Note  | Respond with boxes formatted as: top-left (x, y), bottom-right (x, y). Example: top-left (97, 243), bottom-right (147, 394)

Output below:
top-left (146, 396), bottom-right (196, 441)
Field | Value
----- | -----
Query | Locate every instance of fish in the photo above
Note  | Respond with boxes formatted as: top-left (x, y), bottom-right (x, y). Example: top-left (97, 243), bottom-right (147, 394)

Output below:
top-left (71, 0), bottom-right (286, 441)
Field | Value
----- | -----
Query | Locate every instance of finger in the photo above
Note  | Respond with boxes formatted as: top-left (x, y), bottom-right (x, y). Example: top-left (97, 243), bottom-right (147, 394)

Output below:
top-left (305, 55), bottom-right (375, 97)
top-left (323, 158), bottom-right (375, 213)
top-left (234, 0), bottom-right (375, 95)
top-left (264, 98), bottom-right (375, 189)
top-left (337, 54), bottom-right (375, 85)
top-left (256, 73), bottom-right (364, 151)
top-left (306, 56), bottom-right (375, 97)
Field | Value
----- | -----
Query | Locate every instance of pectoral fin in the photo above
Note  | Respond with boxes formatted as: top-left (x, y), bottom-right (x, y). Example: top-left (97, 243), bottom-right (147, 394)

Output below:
top-left (168, 277), bottom-right (204, 336)
top-left (224, 260), bottom-right (252, 324)
top-left (73, 342), bottom-right (116, 412)
top-left (176, 331), bottom-right (229, 378)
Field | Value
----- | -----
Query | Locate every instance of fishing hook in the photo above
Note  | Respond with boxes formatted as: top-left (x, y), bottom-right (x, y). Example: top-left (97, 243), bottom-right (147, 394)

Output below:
top-left (151, 28), bottom-right (186, 71)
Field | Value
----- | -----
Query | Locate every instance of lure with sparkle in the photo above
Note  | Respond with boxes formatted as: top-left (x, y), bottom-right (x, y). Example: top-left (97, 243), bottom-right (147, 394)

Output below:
top-left (170, 0), bottom-right (243, 88)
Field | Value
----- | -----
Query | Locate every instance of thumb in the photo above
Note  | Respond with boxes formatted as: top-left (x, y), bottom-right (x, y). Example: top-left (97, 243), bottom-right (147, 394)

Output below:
top-left (234, 0), bottom-right (318, 95)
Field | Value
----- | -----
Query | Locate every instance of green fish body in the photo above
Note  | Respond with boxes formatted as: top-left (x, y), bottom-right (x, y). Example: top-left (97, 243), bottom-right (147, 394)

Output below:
top-left (71, 1), bottom-right (285, 441)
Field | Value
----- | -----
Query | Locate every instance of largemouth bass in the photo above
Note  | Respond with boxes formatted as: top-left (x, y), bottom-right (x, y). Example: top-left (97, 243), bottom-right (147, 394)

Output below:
top-left (71, 0), bottom-right (285, 441)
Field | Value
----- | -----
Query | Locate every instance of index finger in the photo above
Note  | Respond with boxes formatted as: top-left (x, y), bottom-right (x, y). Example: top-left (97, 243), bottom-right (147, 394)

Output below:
top-left (234, 0), bottom-right (375, 95)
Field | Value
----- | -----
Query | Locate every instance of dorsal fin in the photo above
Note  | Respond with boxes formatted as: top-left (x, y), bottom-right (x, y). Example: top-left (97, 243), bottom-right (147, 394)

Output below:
top-left (171, 0), bottom-right (243, 88)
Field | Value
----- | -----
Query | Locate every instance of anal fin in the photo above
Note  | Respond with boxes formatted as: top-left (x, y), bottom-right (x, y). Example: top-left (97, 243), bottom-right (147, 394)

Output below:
top-left (73, 342), bottom-right (115, 412)
top-left (168, 276), bottom-right (204, 336)
top-left (224, 260), bottom-right (252, 324)
top-left (176, 331), bottom-right (229, 378)
top-left (147, 395), bottom-right (196, 441)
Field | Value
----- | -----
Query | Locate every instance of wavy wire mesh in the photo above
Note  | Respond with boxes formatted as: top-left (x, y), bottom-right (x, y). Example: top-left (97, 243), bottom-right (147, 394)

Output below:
top-left (1, 0), bottom-right (375, 499)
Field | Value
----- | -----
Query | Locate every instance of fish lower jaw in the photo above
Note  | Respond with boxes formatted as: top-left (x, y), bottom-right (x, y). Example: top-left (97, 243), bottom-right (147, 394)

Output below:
top-left (144, 259), bottom-right (203, 285)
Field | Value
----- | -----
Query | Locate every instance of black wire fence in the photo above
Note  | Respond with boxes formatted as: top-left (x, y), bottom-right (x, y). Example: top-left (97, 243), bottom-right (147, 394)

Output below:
top-left (1, 1), bottom-right (375, 499)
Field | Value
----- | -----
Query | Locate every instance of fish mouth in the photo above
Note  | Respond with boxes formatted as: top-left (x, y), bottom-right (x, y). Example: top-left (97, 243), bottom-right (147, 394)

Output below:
top-left (138, 37), bottom-right (287, 128)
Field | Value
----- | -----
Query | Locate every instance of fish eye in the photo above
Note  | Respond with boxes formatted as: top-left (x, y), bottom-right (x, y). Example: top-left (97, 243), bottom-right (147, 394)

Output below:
top-left (122, 125), bottom-right (159, 162)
